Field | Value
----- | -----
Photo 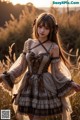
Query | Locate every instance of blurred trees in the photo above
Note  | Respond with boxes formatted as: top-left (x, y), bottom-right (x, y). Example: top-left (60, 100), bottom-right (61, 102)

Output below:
top-left (49, 7), bottom-right (80, 54)
top-left (0, 0), bottom-right (80, 61)
top-left (0, 0), bottom-right (24, 26)
top-left (0, 2), bottom-right (80, 119)
top-left (0, 1), bottom-right (44, 60)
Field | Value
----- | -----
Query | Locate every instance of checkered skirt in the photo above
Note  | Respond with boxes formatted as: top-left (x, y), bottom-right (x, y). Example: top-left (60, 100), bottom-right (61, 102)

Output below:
top-left (17, 72), bottom-right (63, 116)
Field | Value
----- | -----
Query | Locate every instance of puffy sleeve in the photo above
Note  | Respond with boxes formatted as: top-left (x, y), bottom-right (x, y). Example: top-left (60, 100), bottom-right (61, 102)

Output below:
top-left (2, 40), bottom-right (29, 90)
top-left (50, 44), bottom-right (75, 97)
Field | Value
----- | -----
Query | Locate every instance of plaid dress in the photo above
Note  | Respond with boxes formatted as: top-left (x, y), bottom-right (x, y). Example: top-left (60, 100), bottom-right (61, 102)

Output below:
top-left (17, 51), bottom-right (63, 116)
top-left (2, 39), bottom-right (73, 117)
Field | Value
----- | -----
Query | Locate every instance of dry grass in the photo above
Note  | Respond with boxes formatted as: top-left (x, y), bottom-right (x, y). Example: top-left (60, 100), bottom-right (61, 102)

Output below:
top-left (0, 6), bottom-right (80, 120)
top-left (0, 42), bottom-right (80, 120)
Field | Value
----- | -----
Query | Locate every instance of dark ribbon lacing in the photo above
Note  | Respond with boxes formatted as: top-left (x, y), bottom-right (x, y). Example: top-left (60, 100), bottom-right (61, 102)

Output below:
top-left (29, 39), bottom-right (49, 51)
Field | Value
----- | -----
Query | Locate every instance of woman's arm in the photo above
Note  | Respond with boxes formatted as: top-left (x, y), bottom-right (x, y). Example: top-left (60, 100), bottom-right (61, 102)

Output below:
top-left (7, 52), bottom-right (27, 80)
top-left (50, 44), bottom-right (80, 96)
top-left (0, 40), bottom-right (29, 89)
top-left (71, 82), bottom-right (80, 92)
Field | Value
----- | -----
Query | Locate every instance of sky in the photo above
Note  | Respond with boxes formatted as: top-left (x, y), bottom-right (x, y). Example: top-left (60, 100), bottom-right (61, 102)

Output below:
top-left (5, 0), bottom-right (80, 8)
top-left (10, 0), bottom-right (52, 7)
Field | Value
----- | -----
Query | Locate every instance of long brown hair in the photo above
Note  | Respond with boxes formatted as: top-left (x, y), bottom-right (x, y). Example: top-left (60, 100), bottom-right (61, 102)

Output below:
top-left (32, 12), bottom-right (75, 68)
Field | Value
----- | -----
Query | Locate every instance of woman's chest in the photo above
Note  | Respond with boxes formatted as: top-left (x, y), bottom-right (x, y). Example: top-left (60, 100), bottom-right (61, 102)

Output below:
top-left (26, 52), bottom-right (52, 65)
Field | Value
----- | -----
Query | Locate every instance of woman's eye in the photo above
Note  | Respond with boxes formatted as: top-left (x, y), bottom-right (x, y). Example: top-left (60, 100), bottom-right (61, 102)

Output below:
top-left (45, 27), bottom-right (49, 30)
top-left (38, 25), bottom-right (49, 30)
top-left (38, 26), bottom-right (42, 28)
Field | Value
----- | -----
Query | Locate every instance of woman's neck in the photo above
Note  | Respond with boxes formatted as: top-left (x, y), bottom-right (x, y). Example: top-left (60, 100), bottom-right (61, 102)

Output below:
top-left (38, 37), bottom-right (48, 43)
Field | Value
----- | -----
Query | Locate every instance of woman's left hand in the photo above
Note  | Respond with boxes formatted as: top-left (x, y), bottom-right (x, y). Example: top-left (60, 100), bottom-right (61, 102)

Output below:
top-left (71, 82), bottom-right (80, 92)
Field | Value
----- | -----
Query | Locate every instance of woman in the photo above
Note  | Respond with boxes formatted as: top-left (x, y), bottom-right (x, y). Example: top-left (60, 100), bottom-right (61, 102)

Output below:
top-left (0, 12), bottom-right (80, 120)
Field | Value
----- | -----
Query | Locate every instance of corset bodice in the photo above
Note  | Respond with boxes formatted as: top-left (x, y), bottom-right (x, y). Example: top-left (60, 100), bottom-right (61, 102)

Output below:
top-left (26, 51), bottom-right (52, 74)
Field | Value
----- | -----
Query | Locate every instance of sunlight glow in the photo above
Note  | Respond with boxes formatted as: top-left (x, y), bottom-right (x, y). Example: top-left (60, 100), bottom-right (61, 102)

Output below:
top-left (4, 0), bottom-right (80, 8)
top-left (10, 0), bottom-right (52, 7)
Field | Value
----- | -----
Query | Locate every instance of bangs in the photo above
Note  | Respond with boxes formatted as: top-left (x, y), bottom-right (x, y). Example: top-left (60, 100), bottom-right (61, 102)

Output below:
top-left (37, 16), bottom-right (54, 30)
top-left (38, 21), bottom-right (50, 28)
top-left (33, 13), bottom-right (57, 40)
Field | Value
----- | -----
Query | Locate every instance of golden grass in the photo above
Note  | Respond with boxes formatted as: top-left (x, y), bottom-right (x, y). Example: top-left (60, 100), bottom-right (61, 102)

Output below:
top-left (0, 5), bottom-right (80, 120)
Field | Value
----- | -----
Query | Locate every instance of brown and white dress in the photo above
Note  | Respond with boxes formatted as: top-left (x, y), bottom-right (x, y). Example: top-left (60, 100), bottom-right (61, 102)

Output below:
top-left (2, 38), bottom-right (75, 119)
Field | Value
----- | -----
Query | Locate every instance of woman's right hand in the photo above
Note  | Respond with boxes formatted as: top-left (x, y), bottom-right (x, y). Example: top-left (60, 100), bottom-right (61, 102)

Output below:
top-left (0, 74), bottom-right (3, 83)
top-left (71, 82), bottom-right (80, 92)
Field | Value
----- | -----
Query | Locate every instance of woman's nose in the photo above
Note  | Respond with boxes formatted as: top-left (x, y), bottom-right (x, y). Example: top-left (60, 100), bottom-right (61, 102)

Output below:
top-left (41, 27), bottom-right (45, 32)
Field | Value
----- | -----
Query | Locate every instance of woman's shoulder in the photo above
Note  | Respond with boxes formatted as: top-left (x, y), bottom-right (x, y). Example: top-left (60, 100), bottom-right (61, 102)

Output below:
top-left (24, 38), bottom-right (36, 45)
top-left (50, 42), bottom-right (59, 49)
top-left (24, 38), bottom-right (36, 51)
top-left (50, 42), bottom-right (59, 57)
top-left (24, 38), bottom-right (33, 44)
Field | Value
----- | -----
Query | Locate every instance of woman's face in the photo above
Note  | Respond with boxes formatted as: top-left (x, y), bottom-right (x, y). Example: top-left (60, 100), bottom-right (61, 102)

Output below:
top-left (37, 23), bottom-right (50, 39)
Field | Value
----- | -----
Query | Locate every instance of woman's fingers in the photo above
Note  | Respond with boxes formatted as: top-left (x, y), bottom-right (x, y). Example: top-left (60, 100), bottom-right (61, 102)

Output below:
top-left (72, 82), bottom-right (80, 92)
top-left (77, 84), bottom-right (80, 90)
top-left (75, 85), bottom-right (80, 92)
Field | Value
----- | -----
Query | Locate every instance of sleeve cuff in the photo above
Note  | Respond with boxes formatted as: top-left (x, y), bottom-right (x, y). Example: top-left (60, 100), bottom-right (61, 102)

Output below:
top-left (2, 71), bottom-right (14, 89)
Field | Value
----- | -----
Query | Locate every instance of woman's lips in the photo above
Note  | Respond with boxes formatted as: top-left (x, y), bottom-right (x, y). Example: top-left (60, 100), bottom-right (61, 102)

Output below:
top-left (40, 33), bottom-right (44, 35)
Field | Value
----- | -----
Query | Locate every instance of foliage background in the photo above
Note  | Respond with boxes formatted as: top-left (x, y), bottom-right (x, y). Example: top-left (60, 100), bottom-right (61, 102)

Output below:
top-left (0, 1), bottom-right (80, 120)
